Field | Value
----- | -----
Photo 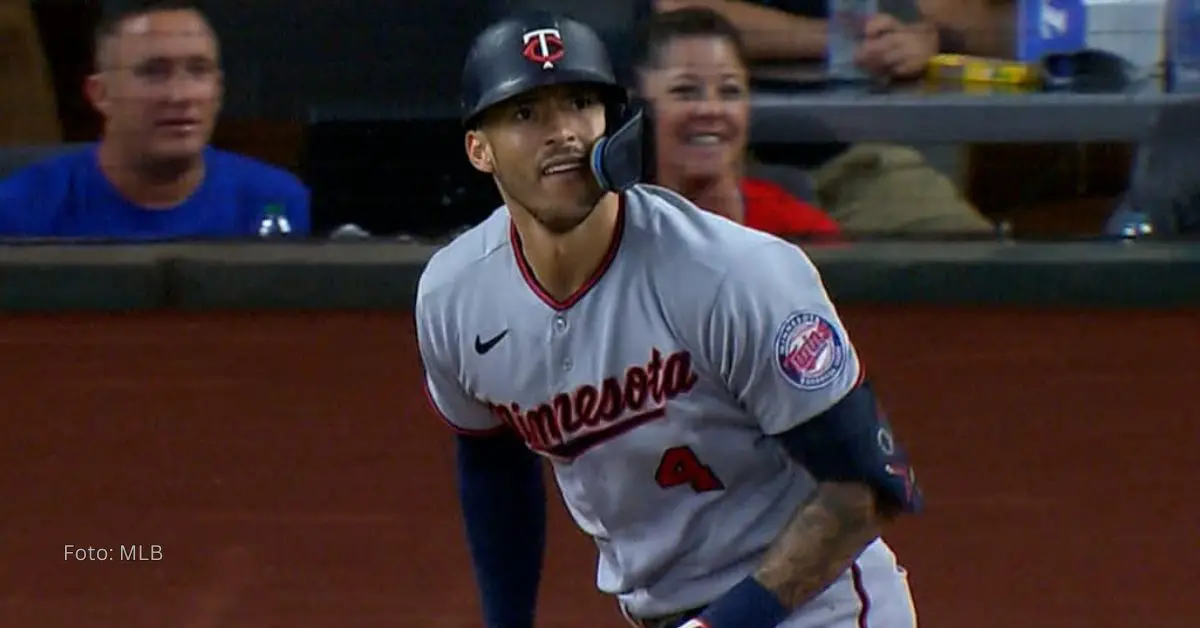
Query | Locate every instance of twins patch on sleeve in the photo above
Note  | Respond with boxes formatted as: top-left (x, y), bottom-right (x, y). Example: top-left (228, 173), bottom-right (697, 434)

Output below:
top-left (773, 311), bottom-right (847, 391)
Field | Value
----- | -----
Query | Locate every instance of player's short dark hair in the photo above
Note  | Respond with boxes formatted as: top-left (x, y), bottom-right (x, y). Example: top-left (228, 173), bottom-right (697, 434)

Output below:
top-left (631, 7), bottom-right (748, 71)
top-left (93, 0), bottom-right (210, 63)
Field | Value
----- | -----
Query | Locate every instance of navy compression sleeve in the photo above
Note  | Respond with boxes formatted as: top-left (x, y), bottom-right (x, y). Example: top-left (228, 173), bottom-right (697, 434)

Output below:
top-left (455, 431), bottom-right (546, 628)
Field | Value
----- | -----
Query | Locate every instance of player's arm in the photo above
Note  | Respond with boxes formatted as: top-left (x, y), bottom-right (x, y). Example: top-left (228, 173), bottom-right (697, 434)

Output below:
top-left (688, 241), bottom-right (922, 628)
top-left (415, 289), bottom-right (546, 628)
top-left (452, 431), bottom-right (545, 628)
top-left (753, 381), bottom-right (914, 609)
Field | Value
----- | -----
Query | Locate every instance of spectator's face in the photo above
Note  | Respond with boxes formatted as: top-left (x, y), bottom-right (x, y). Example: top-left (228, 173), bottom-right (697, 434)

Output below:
top-left (466, 85), bottom-right (608, 234)
top-left (640, 36), bottom-right (749, 183)
top-left (88, 10), bottom-right (223, 165)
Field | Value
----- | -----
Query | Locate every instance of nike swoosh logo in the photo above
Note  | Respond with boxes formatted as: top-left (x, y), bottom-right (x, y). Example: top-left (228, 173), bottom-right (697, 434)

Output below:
top-left (474, 330), bottom-right (509, 355)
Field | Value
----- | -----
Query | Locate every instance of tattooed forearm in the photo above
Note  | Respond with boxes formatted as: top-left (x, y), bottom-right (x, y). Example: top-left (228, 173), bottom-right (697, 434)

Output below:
top-left (753, 481), bottom-right (884, 609)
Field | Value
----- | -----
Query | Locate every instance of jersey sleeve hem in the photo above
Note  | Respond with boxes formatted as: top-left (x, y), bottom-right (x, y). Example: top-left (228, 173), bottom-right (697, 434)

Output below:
top-left (421, 376), bottom-right (508, 437)
top-left (758, 361), bottom-right (866, 436)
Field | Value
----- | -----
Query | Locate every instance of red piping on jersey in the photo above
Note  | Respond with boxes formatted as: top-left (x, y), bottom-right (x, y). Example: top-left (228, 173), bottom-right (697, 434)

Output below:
top-left (421, 373), bottom-right (507, 437)
top-left (509, 193), bottom-right (626, 311)
top-left (851, 562), bottom-right (871, 627)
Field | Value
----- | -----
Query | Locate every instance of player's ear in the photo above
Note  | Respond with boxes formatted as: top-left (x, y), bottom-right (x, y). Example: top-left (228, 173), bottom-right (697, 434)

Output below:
top-left (465, 130), bottom-right (494, 174)
top-left (84, 73), bottom-right (110, 117)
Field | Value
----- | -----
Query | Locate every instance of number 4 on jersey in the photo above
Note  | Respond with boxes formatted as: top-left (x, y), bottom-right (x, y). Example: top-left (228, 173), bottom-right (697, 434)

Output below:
top-left (655, 446), bottom-right (725, 493)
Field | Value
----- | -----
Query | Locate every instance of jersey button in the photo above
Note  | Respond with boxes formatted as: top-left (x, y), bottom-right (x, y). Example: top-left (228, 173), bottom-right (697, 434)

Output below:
top-left (553, 315), bottom-right (568, 333)
top-left (562, 358), bottom-right (573, 371)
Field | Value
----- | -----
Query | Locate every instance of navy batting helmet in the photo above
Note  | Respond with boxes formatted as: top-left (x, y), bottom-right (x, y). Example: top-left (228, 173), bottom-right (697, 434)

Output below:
top-left (460, 12), bottom-right (628, 127)
top-left (460, 12), bottom-right (652, 192)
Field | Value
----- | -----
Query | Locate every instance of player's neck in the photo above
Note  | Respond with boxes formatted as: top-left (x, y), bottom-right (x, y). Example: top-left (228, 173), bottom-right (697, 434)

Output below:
top-left (513, 193), bottom-right (621, 302)
top-left (97, 140), bottom-right (205, 210)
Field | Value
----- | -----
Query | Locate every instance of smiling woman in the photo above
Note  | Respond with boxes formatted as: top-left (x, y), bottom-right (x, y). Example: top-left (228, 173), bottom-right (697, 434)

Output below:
top-left (634, 7), bottom-right (840, 238)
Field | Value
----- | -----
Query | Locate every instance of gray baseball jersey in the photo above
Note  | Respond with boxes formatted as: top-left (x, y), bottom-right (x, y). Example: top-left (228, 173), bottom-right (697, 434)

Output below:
top-left (417, 185), bottom-right (915, 626)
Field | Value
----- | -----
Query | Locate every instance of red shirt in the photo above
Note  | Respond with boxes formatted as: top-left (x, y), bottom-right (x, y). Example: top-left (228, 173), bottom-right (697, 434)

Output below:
top-left (741, 177), bottom-right (839, 238)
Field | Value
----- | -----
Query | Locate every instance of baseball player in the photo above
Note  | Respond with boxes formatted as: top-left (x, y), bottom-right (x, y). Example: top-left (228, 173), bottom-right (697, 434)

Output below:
top-left (416, 11), bottom-right (922, 628)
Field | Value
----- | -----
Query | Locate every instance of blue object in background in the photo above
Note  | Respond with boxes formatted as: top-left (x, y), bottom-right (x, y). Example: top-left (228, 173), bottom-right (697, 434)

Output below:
top-left (1167, 0), bottom-right (1200, 91)
top-left (1015, 0), bottom-right (1087, 62)
top-left (0, 145), bottom-right (311, 240)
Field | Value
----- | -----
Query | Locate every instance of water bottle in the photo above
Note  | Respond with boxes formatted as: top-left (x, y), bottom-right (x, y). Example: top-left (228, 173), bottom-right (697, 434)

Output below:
top-left (257, 203), bottom-right (292, 238)
top-left (1167, 0), bottom-right (1200, 91)
top-left (827, 0), bottom-right (877, 81)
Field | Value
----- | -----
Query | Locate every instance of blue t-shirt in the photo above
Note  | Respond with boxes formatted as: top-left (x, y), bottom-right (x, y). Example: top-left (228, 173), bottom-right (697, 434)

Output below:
top-left (0, 145), bottom-right (311, 239)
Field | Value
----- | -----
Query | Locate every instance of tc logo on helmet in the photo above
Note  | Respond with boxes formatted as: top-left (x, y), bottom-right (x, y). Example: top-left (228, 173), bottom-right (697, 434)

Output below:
top-left (522, 28), bottom-right (565, 70)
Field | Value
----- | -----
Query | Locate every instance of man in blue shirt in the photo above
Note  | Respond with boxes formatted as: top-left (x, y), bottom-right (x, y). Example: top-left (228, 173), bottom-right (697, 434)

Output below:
top-left (0, 0), bottom-right (310, 239)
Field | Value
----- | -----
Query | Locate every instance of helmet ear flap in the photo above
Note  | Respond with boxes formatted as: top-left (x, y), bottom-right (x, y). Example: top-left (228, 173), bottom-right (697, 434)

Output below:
top-left (590, 98), bottom-right (655, 192)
